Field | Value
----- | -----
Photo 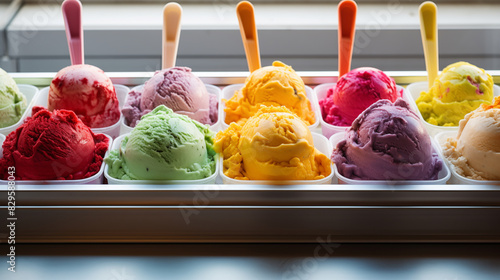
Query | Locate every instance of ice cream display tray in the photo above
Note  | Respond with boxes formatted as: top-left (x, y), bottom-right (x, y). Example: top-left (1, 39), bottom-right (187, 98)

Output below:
top-left (2, 71), bottom-right (500, 243)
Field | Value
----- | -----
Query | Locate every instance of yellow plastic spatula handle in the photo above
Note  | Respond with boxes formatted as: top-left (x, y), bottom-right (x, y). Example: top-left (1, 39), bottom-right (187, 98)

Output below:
top-left (419, 1), bottom-right (439, 88)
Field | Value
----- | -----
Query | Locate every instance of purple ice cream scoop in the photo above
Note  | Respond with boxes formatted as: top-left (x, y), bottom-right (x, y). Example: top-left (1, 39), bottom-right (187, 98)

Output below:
top-left (122, 67), bottom-right (218, 127)
top-left (332, 98), bottom-right (443, 180)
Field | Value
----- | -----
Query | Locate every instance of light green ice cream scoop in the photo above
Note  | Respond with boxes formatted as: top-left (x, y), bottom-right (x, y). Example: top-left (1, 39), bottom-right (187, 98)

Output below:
top-left (0, 68), bottom-right (27, 127)
top-left (105, 105), bottom-right (216, 180)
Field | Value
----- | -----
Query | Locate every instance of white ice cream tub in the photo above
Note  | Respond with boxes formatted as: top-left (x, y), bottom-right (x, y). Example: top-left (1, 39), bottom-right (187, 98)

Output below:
top-left (220, 132), bottom-right (334, 185)
top-left (105, 134), bottom-right (219, 185)
top-left (120, 84), bottom-right (221, 135)
top-left (221, 84), bottom-right (320, 133)
top-left (314, 83), bottom-right (412, 139)
top-left (0, 84), bottom-right (39, 136)
top-left (0, 133), bottom-right (5, 154)
top-left (329, 132), bottom-right (450, 185)
top-left (406, 82), bottom-right (500, 137)
top-left (0, 134), bottom-right (112, 185)
top-left (435, 131), bottom-right (500, 185)
top-left (34, 84), bottom-right (129, 139)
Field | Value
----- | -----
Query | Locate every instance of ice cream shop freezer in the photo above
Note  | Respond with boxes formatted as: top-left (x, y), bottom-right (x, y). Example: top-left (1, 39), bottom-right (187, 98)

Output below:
top-left (1, 71), bottom-right (499, 244)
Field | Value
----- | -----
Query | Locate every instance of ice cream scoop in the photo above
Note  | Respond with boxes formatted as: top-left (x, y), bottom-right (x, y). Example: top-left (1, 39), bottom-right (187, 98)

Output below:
top-left (442, 96), bottom-right (500, 180)
top-left (416, 61), bottom-right (494, 127)
top-left (333, 98), bottom-right (443, 180)
top-left (48, 64), bottom-right (121, 128)
top-left (320, 67), bottom-right (401, 127)
top-left (122, 67), bottom-right (215, 127)
top-left (0, 68), bottom-right (27, 128)
top-left (106, 105), bottom-right (216, 180)
top-left (215, 106), bottom-right (330, 180)
top-left (0, 106), bottom-right (109, 180)
top-left (224, 61), bottom-right (316, 126)
top-left (49, 1), bottom-right (120, 129)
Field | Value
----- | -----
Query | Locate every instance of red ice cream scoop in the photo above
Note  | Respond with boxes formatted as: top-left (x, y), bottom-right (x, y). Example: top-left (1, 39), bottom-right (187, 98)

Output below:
top-left (0, 107), bottom-right (109, 180)
top-left (48, 64), bottom-right (120, 128)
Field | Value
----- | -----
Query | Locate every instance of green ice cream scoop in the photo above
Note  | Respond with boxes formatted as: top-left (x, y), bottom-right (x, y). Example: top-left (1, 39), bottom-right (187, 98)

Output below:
top-left (416, 61), bottom-right (494, 126)
top-left (0, 68), bottom-right (27, 127)
top-left (105, 105), bottom-right (216, 180)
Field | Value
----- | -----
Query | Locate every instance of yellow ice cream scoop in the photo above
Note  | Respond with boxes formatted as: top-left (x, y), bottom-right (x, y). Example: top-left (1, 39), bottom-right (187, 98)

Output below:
top-left (416, 61), bottom-right (494, 126)
top-left (224, 61), bottom-right (315, 126)
top-left (215, 105), bottom-right (330, 181)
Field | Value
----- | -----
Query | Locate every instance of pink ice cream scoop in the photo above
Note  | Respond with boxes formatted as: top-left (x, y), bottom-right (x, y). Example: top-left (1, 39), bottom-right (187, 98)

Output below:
top-left (122, 67), bottom-right (217, 127)
top-left (320, 67), bottom-right (401, 126)
top-left (332, 98), bottom-right (442, 181)
top-left (48, 64), bottom-right (121, 128)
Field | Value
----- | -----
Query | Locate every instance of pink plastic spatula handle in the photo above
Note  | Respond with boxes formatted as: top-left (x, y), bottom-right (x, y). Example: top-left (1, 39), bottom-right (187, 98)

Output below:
top-left (62, 0), bottom-right (84, 65)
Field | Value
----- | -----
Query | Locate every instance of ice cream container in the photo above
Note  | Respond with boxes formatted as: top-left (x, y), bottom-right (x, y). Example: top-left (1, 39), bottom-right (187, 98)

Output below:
top-left (121, 83), bottom-right (221, 134)
top-left (0, 134), bottom-right (5, 154)
top-left (0, 85), bottom-right (39, 136)
top-left (221, 84), bottom-right (320, 132)
top-left (435, 131), bottom-right (500, 185)
top-left (406, 82), bottom-right (500, 137)
top-left (315, 83), bottom-right (410, 139)
top-left (35, 85), bottom-right (129, 138)
top-left (220, 132), bottom-right (334, 185)
top-left (105, 134), bottom-right (219, 185)
top-left (0, 134), bottom-right (112, 185)
top-left (330, 132), bottom-right (450, 185)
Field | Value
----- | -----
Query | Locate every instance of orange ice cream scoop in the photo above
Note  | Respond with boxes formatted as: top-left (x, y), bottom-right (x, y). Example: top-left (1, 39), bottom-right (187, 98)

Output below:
top-left (215, 105), bottom-right (330, 180)
top-left (480, 95), bottom-right (500, 111)
top-left (224, 61), bottom-right (315, 126)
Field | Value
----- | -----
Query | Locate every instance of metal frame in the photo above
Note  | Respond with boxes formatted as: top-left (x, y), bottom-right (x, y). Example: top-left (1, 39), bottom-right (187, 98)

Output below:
top-left (2, 185), bottom-right (500, 243)
top-left (10, 70), bottom-right (500, 87)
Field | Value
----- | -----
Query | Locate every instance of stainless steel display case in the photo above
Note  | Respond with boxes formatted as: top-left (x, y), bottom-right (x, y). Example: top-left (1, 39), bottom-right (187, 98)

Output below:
top-left (1, 72), bottom-right (500, 243)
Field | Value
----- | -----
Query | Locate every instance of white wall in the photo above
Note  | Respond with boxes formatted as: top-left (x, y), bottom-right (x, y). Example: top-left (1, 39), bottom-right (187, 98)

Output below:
top-left (2, 2), bottom-right (500, 72)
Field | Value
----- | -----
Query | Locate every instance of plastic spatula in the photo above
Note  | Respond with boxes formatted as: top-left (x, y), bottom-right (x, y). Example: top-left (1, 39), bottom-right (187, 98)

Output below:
top-left (237, 1), bottom-right (261, 72)
top-left (419, 1), bottom-right (439, 88)
top-left (338, 0), bottom-right (357, 78)
top-left (162, 2), bottom-right (182, 69)
top-left (62, 0), bottom-right (84, 65)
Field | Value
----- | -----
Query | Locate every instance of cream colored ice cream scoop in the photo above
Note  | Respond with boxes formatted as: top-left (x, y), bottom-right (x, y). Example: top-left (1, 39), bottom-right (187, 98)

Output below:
top-left (456, 108), bottom-right (500, 180)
